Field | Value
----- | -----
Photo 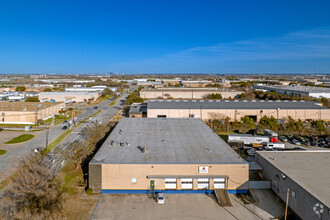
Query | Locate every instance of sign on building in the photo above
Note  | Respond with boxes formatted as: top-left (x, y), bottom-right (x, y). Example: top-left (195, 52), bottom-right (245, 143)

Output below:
top-left (199, 166), bottom-right (208, 174)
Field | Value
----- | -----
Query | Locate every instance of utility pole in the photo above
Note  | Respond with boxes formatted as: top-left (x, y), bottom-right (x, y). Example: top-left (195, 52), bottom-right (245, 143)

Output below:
top-left (285, 188), bottom-right (290, 220)
top-left (51, 114), bottom-right (55, 126)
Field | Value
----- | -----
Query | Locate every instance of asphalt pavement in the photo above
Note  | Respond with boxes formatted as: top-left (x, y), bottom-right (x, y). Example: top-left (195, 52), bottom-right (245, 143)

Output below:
top-left (0, 93), bottom-right (129, 182)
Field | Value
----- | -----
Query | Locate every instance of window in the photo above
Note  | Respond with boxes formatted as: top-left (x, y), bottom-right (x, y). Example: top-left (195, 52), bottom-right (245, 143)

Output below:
top-left (1, 113), bottom-right (4, 116)
top-left (292, 190), bottom-right (296, 198)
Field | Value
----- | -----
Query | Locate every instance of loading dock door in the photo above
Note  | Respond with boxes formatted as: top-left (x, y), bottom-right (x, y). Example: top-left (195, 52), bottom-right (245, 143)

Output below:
top-left (165, 178), bottom-right (177, 189)
top-left (214, 178), bottom-right (225, 189)
top-left (181, 178), bottom-right (193, 189)
top-left (197, 178), bottom-right (209, 189)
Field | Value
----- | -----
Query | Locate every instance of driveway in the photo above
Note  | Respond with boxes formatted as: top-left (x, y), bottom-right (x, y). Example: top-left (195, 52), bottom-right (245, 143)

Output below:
top-left (92, 194), bottom-right (264, 220)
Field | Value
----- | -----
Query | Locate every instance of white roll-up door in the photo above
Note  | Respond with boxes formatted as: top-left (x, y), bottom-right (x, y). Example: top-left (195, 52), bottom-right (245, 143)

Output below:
top-left (181, 178), bottom-right (193, 189)
top-left (165, 178), bottom-right (177, 189)
top-left (214, 178), bottom-right (225, 189)
top-left (197, 178), bottom-right (209, 189)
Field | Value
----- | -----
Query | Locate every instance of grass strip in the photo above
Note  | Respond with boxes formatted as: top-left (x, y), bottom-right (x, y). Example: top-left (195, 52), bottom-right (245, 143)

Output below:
top-left (5, 134), bottom-right (35, 144)
top-left (0, 149), bottom-right (7, 155)
top-left (41, 129), bottom-right (73, 155)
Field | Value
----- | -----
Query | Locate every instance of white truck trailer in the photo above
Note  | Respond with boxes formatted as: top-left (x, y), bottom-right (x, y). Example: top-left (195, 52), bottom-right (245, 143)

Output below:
top-left (228, 134), bottom-right (269, 145)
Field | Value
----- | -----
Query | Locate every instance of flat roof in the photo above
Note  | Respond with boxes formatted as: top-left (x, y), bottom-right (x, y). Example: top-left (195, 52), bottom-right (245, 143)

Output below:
top-left (147, 100), bottom-right (327, 110)
top-left (129, 103), bottom-right (147, 115)
top-left (257, 151), bottom-right (330, 207)
top-left (0, 102), bottom-right (62, 111)
top-left (90, 118), bottom-right (246, 165)
top-left (39, 92), bottom-right (98, 96)
top-left (254, 85), bottom-right (330, 94)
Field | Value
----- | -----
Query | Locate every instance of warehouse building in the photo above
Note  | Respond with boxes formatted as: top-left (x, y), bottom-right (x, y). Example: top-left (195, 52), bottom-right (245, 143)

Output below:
top-left (0, 102), bottom-right (63, 124)
top-left (146, 100), bottom-right (330, 121)
top-left (253, 84), bottom-right (330, 98)
top-left (140, 88), bottom-right (241, 99)
top-left (129, 103), bottom-right (147, 118)
top-left (38, 92), bottom-right (99, 103)
top-left (89, 118), bottom-right (249, 194)
top-left (255, 151), bottom-right (330, 220)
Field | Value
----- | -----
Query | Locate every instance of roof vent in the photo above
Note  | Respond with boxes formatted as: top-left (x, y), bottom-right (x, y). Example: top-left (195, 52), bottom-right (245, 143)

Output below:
top-left (203, 146), bottom-right (212, 152)
top-left (137, 146), bottom-right (146, 153)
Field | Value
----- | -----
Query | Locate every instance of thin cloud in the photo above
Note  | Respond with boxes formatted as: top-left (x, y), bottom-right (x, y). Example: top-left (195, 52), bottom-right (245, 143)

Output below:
top-left (109, 27), bottom-right (330, 73)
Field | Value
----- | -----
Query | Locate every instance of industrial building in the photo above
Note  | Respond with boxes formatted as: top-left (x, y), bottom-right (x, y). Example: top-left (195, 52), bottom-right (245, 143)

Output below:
top-left (89, 118), bottom-right (249, 194)
top-left (38, 92), bottom-right (99, 103)
top-left (146, 100), bottom-right (330, 121)
top-left (65, 86), bottom-right (116, 93)
top-left (140, 88), bottom-right (240, 99)
top-left (253, 84), bottom-right (330, 98)
top-left (129, 103), bottom-right (147, 118)
top-left (0, 102), bottom-right (63, 124)
top-left (255, 151), bottom-right (330, 220)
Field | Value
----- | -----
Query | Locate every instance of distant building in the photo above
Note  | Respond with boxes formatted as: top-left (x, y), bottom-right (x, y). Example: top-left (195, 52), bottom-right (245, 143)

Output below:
top-left (140, 88), bottom-right (240, 99)
top-left (38, 92), bottom-right (99, 103)
top-left (89, 118), bottom-right (249, 194)
top-left (65, 86), bottom-right (115, 93)
top-left (0, 102), bottom-right (63, 124)
top-left (255, 151), bottom-right (330, 220)
top-left (253, 84), bottom-right (330, 98)
top-left (146, 100), bottom-right (330, 121)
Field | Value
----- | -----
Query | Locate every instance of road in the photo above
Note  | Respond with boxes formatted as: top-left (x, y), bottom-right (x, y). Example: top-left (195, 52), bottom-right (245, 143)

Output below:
top-left (46, 93), bottom-right (129, 173)
top-left (0, 92), bottom-right (129, 182)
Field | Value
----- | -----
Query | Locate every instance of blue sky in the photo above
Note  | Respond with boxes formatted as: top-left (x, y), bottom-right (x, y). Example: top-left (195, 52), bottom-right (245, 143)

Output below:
top-left (0, 0), bottom-right (330, 74)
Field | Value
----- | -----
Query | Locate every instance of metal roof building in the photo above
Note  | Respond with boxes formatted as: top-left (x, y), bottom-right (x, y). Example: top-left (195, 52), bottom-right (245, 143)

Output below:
top-left (255, 151), bottom-right (330, 220)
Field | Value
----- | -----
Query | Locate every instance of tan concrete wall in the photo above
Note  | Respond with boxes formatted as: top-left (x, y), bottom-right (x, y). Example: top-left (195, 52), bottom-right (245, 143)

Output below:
top-left (147, 108), bottom-right (330, 121)
top-left (101, 164), bottom-right (248, 190)
top-left (0, 103), bottom-right (63, 124)
top-left (140, 90), bottom-right (240, 99)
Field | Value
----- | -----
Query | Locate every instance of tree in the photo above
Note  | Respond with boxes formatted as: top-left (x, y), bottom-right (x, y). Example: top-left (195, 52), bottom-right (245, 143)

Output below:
top-left (0, 154), bottom-right (63, 219)
top-left (43, 88), bottom-right (52, 92)
top-left (15, 86), bottom-right (26, 91)
top-left (259, 116), bottom-right (279, 131)
top-left (311, 120), bottom-right (326, 135)
top-left (126, 91), bottom-right (144, 105)
top-left (207, 112), bottom-right (226, 131)
top-left (240, 116), bottom-right (255, 131)
top-left (320, 97), bottom-right (329, 107)
top-left (101, 88), bottom-right (113, 97)
top-left (205, 93), bottom-right (222, 99)
top-left (25, 97), bottom-right (40, 102)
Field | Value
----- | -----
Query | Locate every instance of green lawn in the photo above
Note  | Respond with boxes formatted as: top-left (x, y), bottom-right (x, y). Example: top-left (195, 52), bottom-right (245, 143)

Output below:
top-left (0, 149), bottom-right (7, 155)
top-left (5, 134), bottom-right (35, 144)
top-left (216, 131), bottom-right (234, 142)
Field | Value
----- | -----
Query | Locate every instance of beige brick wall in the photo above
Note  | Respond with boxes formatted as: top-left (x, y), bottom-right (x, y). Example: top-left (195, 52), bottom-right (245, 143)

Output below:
top-left (147, 108), bottom-right (330, 121)
top-left (101, 164), bottom-right (249, 190)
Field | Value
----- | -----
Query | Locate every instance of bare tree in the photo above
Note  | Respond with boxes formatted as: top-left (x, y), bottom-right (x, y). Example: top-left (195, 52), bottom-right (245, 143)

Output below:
top-left (207, 112), bottom-right (226, 131)
top-left (0, 154), bottom-right (63, 219)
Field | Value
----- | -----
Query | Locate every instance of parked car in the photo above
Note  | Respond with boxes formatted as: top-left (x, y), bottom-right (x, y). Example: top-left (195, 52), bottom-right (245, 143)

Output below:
top-left (319, 138), bottom-right (326, 145)
top-left (0, 128), bottom-right (3, 132)
top-left (279, 135), bottom-right (288, 142)
top-left (247, 148), bottom-right (256, 156)
top-left (62, 125), bottom-right (68, 130)
top-left (157, 193), bottom-right (165, 204)
top-left (287, 134), bottom-right (293, 140)
top-left (292, 139), bottom-right (300, 146)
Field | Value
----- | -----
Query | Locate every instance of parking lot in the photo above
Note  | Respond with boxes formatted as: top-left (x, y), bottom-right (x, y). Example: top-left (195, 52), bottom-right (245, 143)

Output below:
top-left (92, 193), bottom-right (284, 220)
top-left (0, 130), bottom-right (42, 154)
